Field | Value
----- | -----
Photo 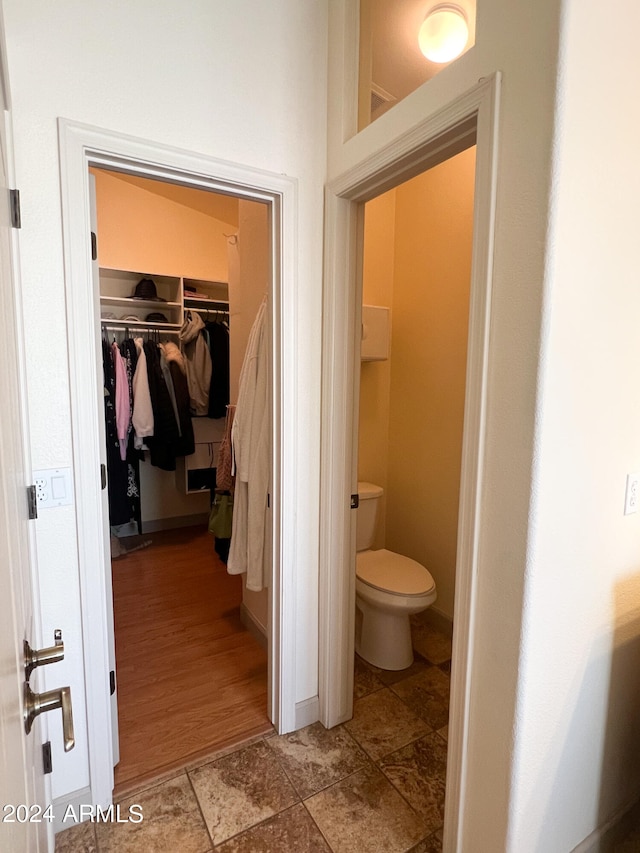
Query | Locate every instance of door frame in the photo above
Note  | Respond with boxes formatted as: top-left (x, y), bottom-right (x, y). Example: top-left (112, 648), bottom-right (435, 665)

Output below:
top-left (318, 73), bottom-right (501, 849)
top-left (57, 119), bottom-right (298, 806)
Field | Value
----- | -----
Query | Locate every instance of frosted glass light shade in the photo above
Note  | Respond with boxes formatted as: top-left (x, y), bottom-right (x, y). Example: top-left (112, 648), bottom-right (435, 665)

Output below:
top-left (418, 5), bottom-right (469, 63)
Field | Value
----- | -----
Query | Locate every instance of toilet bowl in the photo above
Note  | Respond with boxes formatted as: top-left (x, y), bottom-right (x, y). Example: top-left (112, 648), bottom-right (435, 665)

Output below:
top-left (355, 483), bottom-right (437, 671)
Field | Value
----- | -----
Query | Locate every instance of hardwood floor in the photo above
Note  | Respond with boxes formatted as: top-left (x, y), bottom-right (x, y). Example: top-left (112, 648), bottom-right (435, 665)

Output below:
top-left (112, 525), bottom-right (270, 794)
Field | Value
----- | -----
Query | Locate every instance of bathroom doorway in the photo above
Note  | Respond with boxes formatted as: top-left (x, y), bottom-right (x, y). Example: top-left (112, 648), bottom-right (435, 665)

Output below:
top-left (352, 146), bottom-right (476, 839)
top-left (357, 147), bottom-right (476, 643)
top-left (319, 71), bottom-right (500, 852)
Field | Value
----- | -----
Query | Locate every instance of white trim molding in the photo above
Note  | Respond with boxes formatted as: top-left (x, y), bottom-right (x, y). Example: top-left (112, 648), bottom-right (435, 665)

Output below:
top-left (57, 119), bottom-right (299, 806)
top-left (318, 73), bottom-right (501, 853)
top-left (52, 786), bottom-right (92, 834)
top-left (295, 696), bottom-right (321, 730)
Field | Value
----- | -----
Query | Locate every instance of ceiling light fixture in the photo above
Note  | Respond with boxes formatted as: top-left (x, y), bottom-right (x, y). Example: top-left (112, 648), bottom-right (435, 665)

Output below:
top-left (418, 4), bottom-right (469, 64)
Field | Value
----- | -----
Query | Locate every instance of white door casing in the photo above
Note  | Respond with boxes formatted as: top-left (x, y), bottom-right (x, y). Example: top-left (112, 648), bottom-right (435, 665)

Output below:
top-left (88, 173), bottom-right (119, 768)
top-left (57, 119), bottom-right (299, 807)
top-left (0, 99), bottom-right (52, 853)
top-left (318, 73), bottom-right (501, 852)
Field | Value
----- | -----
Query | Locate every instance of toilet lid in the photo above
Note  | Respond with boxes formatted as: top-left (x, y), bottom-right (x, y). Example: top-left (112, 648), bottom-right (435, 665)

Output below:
top-left (356, 549), bottom-right (436, 596)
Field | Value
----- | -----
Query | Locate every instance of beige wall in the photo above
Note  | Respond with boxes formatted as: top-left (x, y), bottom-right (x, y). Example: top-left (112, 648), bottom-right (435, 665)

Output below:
top-left (90, 168), bottom-right (237, 281)
top-left (358, 188), bottom-right (396, 549)
top-left (231, 200), bottom-right (271, 632)
top-left (229, 200), bottom-right (270, 404)
top-left (359, 146), bottom-right (475, 619)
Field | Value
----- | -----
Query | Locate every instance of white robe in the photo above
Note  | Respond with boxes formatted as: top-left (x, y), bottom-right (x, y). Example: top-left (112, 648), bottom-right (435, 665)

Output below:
top-left (227, 298), bottom-right (269, 591)
top-left (132, 337), bottom-right (154, 450)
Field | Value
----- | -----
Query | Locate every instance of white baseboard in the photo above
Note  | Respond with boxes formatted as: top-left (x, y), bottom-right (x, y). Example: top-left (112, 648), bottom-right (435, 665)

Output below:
top-left (295, 696), bottom-right (319, 729)
top-left (240, 602), bottom-right (267, 650)
top-left (52, 786), bottom-right (92, 834)
top-left (571, 795), bottom-right (640, 853)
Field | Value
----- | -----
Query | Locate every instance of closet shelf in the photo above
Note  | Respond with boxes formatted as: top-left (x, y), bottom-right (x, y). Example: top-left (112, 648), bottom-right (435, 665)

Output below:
top-left (100, 295), bottom-right (181, 310)
top-left (99, 268), bottom-right (230, 329)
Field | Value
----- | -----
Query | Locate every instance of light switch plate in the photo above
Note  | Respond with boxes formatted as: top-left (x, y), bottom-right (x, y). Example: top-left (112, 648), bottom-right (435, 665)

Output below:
top-left (624, 472), bottom-right (640, 515)
top-left (33, 468), bottom-right (73, 509)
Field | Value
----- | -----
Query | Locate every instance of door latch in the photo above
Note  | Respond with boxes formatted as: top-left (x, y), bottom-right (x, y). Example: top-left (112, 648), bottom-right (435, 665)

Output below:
top-left (24, 629), bottom-right (64, 680)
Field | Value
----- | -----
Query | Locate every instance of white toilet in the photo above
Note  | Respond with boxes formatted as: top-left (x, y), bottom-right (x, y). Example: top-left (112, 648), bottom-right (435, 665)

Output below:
top-left (355, 482), bottom-right (437, 671)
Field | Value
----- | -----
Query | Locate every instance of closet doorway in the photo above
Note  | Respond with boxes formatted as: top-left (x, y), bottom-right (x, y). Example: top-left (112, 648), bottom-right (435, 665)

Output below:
top-left (91, 168), bottom-right (274, 793)
top-left (59, 121), bottom-right (299, 808)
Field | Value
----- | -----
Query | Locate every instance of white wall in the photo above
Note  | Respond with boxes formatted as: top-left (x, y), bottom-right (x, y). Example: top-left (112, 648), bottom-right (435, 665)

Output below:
top-left (328, 0), bottom-right (640, 850)
top-left (3, 0), bottom-right (327, 805)
top-left (508, 2), bottom-right (640, 850)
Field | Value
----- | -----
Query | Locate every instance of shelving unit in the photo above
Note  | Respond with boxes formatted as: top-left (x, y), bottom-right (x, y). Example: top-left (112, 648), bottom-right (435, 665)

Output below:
top-left (99, 268), bottom-right (229, 328)
top-left (176, 416), bottom-right (226, 495)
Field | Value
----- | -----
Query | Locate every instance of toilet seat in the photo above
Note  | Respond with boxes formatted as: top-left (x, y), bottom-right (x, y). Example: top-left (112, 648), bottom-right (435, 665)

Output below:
top-left (356, 549), bottom-right (435, 597)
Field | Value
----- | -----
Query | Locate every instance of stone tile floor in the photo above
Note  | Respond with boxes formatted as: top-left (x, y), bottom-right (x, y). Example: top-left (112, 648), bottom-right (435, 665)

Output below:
top-left (55, 616), bottom-right (452, 853)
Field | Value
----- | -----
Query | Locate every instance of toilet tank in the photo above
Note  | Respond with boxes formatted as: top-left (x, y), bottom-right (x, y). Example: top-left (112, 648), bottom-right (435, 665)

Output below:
top-left (356, 482), bottom-right (384, 551)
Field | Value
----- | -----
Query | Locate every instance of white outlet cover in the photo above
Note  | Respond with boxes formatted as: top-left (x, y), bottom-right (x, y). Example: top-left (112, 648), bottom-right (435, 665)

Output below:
top-left (32, 467), bottom-right (73, 509)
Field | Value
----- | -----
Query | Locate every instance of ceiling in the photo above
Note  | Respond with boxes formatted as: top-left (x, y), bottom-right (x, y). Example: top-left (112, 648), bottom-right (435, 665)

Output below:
top-left (96, 170), bottom-right (240, 227)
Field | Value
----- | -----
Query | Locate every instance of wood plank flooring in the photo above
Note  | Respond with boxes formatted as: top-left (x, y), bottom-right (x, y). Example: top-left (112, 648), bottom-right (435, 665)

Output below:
top-left (112, 525), bottom-right (270, 795)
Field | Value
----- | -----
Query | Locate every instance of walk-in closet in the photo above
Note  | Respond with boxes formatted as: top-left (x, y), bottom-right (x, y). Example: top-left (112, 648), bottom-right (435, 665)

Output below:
top-left (92, 168), bottom-right (272, 794)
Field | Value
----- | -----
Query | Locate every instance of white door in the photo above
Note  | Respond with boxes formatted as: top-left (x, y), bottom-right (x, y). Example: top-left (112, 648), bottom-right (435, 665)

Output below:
top-left (0, 119), bottom-right (51, 850)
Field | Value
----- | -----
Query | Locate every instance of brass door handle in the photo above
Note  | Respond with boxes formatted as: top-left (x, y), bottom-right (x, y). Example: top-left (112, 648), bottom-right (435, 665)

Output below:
top-left (24, 683), bottom-right (75, 752)
top-left (24, 629), bottom-right (64, 680)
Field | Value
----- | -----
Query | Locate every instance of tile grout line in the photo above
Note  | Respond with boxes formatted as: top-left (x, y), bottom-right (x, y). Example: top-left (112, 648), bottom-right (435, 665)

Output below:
top-left (373, 733), bottom-right (445, 845)
top-left (64, 629), bottom-right (451, 852)
top-left (187, 737), bottom-right (303, 849)
top-left (299, 796), bottom-right (338, 853)
top-left (185, 769), bottom-right (217, 851)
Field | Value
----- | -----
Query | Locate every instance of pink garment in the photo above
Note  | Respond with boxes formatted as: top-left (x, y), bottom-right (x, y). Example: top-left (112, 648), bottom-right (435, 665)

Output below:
top-left (112, 342), bottom-right (130, 461)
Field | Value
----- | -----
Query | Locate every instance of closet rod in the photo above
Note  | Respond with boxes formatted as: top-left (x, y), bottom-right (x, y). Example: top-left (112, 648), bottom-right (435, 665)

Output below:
top-left (187, 303), bottom-right (229, 312)
top-left (101, 323), bottom-right (180, 334)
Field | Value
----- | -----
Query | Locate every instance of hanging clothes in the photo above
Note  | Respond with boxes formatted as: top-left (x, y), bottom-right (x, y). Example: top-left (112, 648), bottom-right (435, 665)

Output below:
top-left (103, 339), bottom-right (142, 534)
top-left (143, 340), bottom-right (181, 471)
top-left (112, 340), bottom-right (131, 461)
top-left (206, 319), bottom-right (230, 419)
top-left (132, 337), bottom-right (154, 450)
top-left (160, 341), bottom-right (195, 458)
top-left (179, 311), bottom-right (212, 416)
top-left (227, 298), bottom-right (269, 591)
top-left (216, 404), bottom-right (235, 491)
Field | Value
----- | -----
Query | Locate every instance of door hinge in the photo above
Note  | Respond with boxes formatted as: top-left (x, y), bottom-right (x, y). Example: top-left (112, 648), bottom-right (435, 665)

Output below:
top-left (350, 494), bottom-right (359, 509)
top-left (9, 189), bottom-right (21, 229)
top-left (42, 741), bottom-right (52, 775)
top-left (27, 485), bottom-right (38, 520)
top-left (100, 463), bottom-right (107, 490)
top-left (91, 230), bottom-right (97, 261)
top-left (110, 670), bottom-right (116, 696)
